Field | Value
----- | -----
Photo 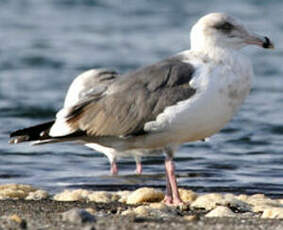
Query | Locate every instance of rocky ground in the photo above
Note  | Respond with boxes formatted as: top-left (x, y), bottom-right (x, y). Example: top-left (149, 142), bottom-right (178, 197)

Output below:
top-left (0, 184), bottom-right (283, 230)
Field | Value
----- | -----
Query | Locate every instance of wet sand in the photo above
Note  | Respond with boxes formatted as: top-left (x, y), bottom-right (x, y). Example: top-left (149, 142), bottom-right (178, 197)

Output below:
top-left (1, 199), bottom-right (283, 230)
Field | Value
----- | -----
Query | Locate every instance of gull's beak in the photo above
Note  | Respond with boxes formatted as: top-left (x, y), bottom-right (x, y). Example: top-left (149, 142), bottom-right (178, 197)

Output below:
top-left (245, 33), bottom-right (274, 49)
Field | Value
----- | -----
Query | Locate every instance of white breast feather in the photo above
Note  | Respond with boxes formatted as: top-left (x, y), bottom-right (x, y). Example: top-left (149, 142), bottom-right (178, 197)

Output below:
top-left (144, 52), bottom-right (253, 143)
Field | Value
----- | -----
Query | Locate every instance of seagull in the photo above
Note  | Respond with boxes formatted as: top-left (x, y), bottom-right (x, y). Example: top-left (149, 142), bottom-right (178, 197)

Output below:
top-left (9, 13), bottom-right (273, 205)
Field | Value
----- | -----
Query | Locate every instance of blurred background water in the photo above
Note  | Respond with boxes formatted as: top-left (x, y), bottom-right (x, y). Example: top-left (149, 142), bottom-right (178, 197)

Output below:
top-left (0, 0), bottom-right (282, 196)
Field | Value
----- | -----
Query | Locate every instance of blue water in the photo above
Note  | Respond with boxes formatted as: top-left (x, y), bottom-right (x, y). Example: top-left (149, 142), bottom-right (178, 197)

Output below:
top-left (0, 0), bottom-right (283, 196)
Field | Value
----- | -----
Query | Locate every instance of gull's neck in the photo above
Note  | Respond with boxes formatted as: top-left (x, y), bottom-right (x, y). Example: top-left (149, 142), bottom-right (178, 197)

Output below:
top-left (191, 43), bottom-right (239, 63)
top-left (190, 30), bottom-right (241, 63)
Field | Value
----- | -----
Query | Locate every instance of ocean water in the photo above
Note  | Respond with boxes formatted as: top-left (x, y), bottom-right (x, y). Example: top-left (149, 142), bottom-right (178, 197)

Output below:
top-left (0, 0), bottom-right (282, 196)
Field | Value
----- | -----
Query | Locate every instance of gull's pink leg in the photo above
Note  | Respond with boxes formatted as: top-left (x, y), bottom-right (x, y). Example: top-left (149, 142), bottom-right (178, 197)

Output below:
top-left (110, 161), bottom-right (118, 176)
top-left (135, 162), bottom-right (143, 175)
top-left (163, 167), bottom-right (173, 204)
top-left (164, 156), bottom-right (183, 205)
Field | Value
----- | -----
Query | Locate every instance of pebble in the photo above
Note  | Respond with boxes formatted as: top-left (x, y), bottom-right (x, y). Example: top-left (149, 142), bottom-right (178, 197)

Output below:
top-left (85, 208), bottom-right (96, 215)
top-left (183, 215), bottom-right (199, 221)
top-left (132, 206), bottom-right (151, 216)
top-left (149, 202), bottom-right (169, 210)
top-left (7, 214), bottom-right (27, 229)
top-left (26, 189), bottom-right (49, 200)
top-left (0, 184), bottom-right (35, 199)
top-left (261, 208), bottom-right (283, 219)
top-left (122, 204), bottom-right (177, 218)
top-left (54, 189), bottom-right (90, 201)
top-left (0, 184), bottom-right (49, 200)
top-left (178, 188), bottom-right (198, 203)
top-left (9, 214), bottom-right (23, 223)
top-left (190, 193), bottom-right (223, 210)
top-left (237, 193), bottom-right (283, 212)
top-left (61, 208), bottom-right (96, 224)
top-left (117, 191), bottom-right (131, 203)
top-left (54, 189), bottom-right (120, 203)
top-left (223, 194), bottom-right (252, 212)
top-left (126, 187), bottom-right (164, 204)
top-left (83, 225), bottom-right (96, 230)
top-left (122, 205), bottom-right (153, 217)
top-left (88, 191), bottom-right (119, 203)
top-left (190, 193), bottom-right (251, 212)
top-left (148, 203), bottom-right (177, 217)
top-left (205, 206), bottom-right (237, 218)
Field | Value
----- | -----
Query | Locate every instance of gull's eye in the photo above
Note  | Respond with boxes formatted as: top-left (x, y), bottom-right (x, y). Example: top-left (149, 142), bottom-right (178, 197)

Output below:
top-left (214, 22), bottom-right (234, 33)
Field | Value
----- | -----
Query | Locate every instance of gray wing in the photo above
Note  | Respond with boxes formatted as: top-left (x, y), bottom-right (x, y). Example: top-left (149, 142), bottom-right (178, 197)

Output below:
top-left (78, 69), bottom-right (118, 99)
top-left (64, 69), bottom-right (118, 108)
top-left (66, 56), bottom-right (196, 137)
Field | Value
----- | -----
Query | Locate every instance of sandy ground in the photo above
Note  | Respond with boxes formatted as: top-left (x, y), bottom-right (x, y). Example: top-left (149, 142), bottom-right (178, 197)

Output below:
top-left (0, 199), bottom-right (283, 230)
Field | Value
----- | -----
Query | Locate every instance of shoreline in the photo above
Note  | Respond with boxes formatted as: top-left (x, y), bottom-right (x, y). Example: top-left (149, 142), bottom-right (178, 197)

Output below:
top-left (1, 199), bottom-right (283, 230)
top-left (0, 184), bottom-right (283, 229)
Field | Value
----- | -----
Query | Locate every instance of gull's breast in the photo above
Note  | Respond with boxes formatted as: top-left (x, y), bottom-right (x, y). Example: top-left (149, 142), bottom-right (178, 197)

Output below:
top-left (145, 58), bottom-right (252, 144)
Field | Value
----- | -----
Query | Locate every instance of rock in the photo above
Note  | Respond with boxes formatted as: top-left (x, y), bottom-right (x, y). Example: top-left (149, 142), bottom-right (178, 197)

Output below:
top-left (133, 206), bottom-right (151, 216)
top-left (54, 189), bottom-right (120, 203)
top-left (223, 194), bottom-right (251, 212)
top-left (183, 215), bottom-right (199, 221)
top-left (85, 208), bottom-right (96, 215)
top-left (26, 189), bottom-right (49, 200)
top-left (61, 208), bottom-right (96, 224)
top-left (88, 191), bottom-right (119, 203)
top-left (237, 193), bottom-right (282, 212)
top-left (0, 184), bottom-right (36, 193)
top-left (126, 187), bottom-right (164, 204)
top-left (190, 193), bottom-right (223, 210)
top-left (261, 208), bottom-right (283, 219)
top-left (190, 193), bottom-right (251, 212)
top-left (178, 188), bottom-right (198, 203)
top-left (149, 202), bottom-right (168, 210)
top-left (237, 194), bottom-right (249, 201)
top-left (8, 214), bottom-right (27, 229)
top-left (54, 189), bottom-right (90, 201)
top-left (121, 206), bottom-right (153, 217)
top-left (122, 204), bottom-right (177, 218)
top-left (148, 202), bottom-right (177, 216)
top-left (261, 207), bottom-right (283, 219)
top-left (9, 214), bottom-right (23, 223)
top-left (205, 206), bottom-right (236, 218)
top-left (121, 209), bottom-right (136, 216)
top-left (0, 184), bottom-right (37, 200)
top-left (83, 225), bottom-right (96, 230)
top-left (117, 191), bottom-right (131, 203)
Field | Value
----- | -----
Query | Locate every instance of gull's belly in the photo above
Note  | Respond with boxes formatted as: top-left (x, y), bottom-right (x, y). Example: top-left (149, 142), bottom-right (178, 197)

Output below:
top-left (170, 90), bottom-right (237, 142)
top-left (169, 79), bottom-right (250, 143)
top-left (137, 86), bottom-right (248, 150)
top-left (145, 71), bottom-right (252, 145)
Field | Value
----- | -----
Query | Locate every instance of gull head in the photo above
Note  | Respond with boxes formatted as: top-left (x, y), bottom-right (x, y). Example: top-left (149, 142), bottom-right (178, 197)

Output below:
top-left (190, 13), bottom-right (274, 52)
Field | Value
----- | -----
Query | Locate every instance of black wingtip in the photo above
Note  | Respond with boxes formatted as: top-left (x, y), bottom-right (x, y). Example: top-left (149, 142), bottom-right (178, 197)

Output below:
top-left (9, 135), bottom-right (30, 144)
top-left (10, 129), bottom-right (27, 138)
top-left (9, 120), bottom-right (55, 143)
